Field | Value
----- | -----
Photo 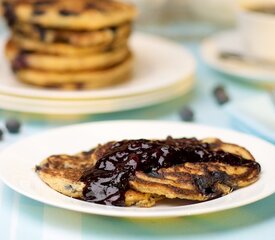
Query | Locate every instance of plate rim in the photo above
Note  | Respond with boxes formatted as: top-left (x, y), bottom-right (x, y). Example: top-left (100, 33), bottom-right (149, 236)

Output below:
top-left (201, 29), bottom-right (275, 85)
top-left (0, 32), bottom-right (196, 100)
top-left (0, 120), bottom-right (274, 218)
top-left (0, 75), bottom-right (194, 115)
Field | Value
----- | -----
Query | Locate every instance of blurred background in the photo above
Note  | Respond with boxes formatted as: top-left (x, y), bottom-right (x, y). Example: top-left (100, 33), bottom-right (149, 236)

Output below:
top-left (125, 0), bottom-right (235, 41)
top-left (0, 0), bottom-right (236, 41)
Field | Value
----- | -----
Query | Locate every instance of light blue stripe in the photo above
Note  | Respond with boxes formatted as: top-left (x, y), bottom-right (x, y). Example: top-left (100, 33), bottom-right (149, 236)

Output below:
top-left (15, 195), bottom-right (44, 240)
top-left (0, 186), bottom-right (15, 240)
top-left (81, 215), bottom-right (154, 240)
top-left (231, 119), bottom-right (275, 144)
top-left (81, 214), bottom-right (203, 240)
top-left (81, 194), bottom-right (275, 240)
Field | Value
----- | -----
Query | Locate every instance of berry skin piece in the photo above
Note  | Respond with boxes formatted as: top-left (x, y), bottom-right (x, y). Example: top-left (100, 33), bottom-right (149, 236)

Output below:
top-left (213, 85), bottom-right (230, 105)
top-left (5, 118), bottom-right (21, 134)
top-left (179, 106), bottom-right (195, 122)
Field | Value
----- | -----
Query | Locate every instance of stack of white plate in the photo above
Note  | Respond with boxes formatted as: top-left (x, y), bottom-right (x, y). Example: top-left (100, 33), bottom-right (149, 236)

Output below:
top-left (0, 33), bottom-right (195, 115)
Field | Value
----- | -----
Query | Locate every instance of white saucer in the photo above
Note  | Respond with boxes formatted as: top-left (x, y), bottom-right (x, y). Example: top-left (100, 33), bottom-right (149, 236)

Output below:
top-left (0, 32), bottom-right (195, 100)
top-left (0, 121), bottom-right (274, 218)
top-left (201, 30), bottom-right (275, 86)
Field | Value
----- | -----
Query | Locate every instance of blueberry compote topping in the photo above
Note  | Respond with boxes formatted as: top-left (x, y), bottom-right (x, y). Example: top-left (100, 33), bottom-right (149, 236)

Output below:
top-left (80, 137), bottom-right (260, 206)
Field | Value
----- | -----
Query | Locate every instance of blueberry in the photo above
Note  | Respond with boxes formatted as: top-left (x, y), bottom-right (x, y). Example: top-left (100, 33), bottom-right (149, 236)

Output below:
top-left (34, 24), bottom-right (46, 41)
top-left (3, 2), bottom-right (16, 26)
top-left (0, 129), bottom-right (3, 140)
top-left (213, 85), bottom-right (230, 105)
top-left (33, 0), bottom-right (53, 6)
top-left (32, 9), bottom-right (45, 15)
top-left (179, 106), bottom-right (195, 122)
top-left (5, 118), bottom-right (21, 134)
top-left (59, 9), bottom-right (78, 16)
top-left (12, 53), bottom-right (28, 71)
top-left (35, 165), bottom-right (41, 172)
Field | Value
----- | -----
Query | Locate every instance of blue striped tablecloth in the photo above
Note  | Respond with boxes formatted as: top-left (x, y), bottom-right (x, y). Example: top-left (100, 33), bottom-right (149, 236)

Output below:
top-left (0, 35), bottom-right (274, 239)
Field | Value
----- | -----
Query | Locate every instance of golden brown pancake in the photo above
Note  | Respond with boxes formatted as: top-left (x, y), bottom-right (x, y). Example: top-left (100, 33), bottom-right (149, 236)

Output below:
top-left (35, 138), bottom-right (260, 207)
top-left (13, 22), bottom-right (131, 47)
top-left (11, 56), bottom-right (133, 90)
top-left (36, 143), bottom-right (162, 207)
top-left (5, 39), bottom-right (130, 71)
top-left (3, 0), bottom-right (137, 30)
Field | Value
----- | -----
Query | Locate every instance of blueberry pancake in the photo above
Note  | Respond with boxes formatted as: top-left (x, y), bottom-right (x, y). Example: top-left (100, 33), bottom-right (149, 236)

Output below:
top-left (35, 137), bottom-right (260, 207)
top-left (36, 142), bottom-right (163, 207)
top-left (3, 0), bottom-right (137, 30)
top-left (130, 138), bottom-right (259, 201)
top-left (11, 55), bottom-right (133, 90)
top-left (13, 22), bottom-right (132, 47)
top-left (2, 0), bottom-right (136, 90)
top-left (11, 33), bottom-right (128, 56)
top-left (5, 39), bottom-right (130, 71)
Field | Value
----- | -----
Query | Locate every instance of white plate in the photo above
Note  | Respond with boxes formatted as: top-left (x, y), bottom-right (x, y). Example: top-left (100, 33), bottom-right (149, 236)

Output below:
top-left (201, 30), bottom-right (275, 86)
top-left (0, 75), bottom-right (193, 115)
top-left (0, 120), bottom-right (274, 218)
top-left (0, 32), bottom-right (195, 100)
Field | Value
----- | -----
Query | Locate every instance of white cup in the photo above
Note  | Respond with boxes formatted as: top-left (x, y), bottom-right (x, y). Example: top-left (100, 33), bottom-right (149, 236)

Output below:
top-left (238, 0), bottom-right (275, 62)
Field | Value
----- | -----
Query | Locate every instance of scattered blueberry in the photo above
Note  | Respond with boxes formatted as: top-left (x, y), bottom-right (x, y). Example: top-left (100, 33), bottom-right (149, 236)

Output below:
top-left (5, 118), bottom-right (21, 134)
top-left (213, 85), bottom-right (230, 105)
top-left (179, 106), bottom-right (195, 122)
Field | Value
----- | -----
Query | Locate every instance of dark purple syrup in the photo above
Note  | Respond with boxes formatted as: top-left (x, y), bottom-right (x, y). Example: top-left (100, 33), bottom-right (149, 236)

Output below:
top-left (80, 137), bottom-right (260, 206)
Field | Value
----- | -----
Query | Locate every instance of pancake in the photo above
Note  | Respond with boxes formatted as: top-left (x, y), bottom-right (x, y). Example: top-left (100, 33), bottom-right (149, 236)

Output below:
top-left (2, 0), bottom-right (137, 30)
top-left (35, 137), bottom-right (260, 207)
top-left (5, 39), bottom-right (130, 71)
top-left (36, 142), bottom-right (162, 207)
top-left (130, 138), bottom-right (260, 201)
top-left (13, 22), bottom-right (132, 47)
top-left (11, 33), bottom-right (128, 56)
top-left (12, 55), bottom-right (133, 90)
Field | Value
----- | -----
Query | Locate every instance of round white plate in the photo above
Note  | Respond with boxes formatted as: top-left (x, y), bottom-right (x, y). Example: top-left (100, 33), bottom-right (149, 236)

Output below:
top-left (0, 120), bottom-right (274, 218)
top-left (0, 75), bottom-right (193, 115)
top-left (0, 32), bottom-right (195, 100)
top-left (201, 30), bottom-right (275, 86)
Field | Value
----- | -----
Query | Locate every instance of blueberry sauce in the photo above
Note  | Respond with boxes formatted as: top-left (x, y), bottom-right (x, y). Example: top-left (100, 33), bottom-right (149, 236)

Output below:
top-left (80, 137), bottom-right (260, 206)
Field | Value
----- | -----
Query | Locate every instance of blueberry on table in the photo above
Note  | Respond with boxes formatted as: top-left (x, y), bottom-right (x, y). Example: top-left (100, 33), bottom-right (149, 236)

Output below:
top-left (0, 129), bottom-right (3, 140)
top-left (179, 106), bottom-right (195, 122)
top-left (213, 85), bottom-right (230, 105)
top-left (5, 118), bottom-right (21, 134)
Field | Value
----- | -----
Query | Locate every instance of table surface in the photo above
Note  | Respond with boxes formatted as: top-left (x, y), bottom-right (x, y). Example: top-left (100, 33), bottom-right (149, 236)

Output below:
top-left (0, 22), bottom-right (274, 240)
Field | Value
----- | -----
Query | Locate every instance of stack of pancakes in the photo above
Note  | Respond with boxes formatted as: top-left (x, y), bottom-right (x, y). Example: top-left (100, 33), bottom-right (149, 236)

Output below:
top-left (2, 0), bottom-right (137, 90)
